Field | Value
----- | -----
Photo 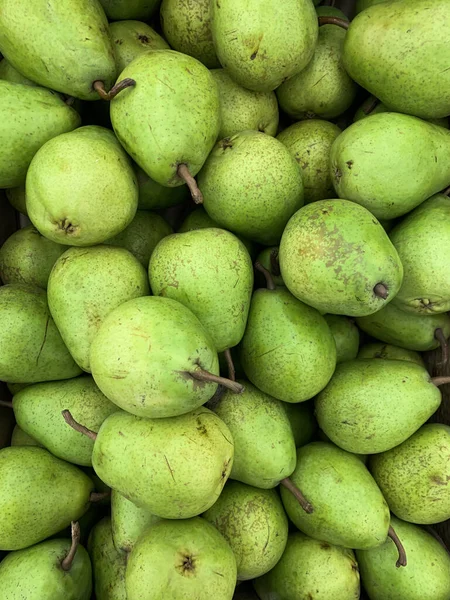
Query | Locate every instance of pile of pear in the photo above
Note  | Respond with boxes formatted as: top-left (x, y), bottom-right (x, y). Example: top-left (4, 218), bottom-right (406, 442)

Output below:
top-left (0, 0), bottom-right (450, 599)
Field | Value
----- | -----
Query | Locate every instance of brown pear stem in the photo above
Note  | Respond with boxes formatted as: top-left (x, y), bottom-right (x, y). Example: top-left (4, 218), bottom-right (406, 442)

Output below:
top-left (434, 328), bottom-right (449, 367)
top-left (362, 96), bottom-right (380, 116)
top-left (223, 349), bottom-right (236, 382)
top-left (188, 369), bottom-right (244, 394)
top-left (0, 400), bottom-right (13, 408)
top-left (177, 164), bottom-right (203, 204)
top-left (388, 525), bottom-right (407, 568)
top-left (280, 478), bottom-right (314, 514)
top-left (62, 410), bottom-right (97, 441)
top-left (431, 376), bottom-right (450, 387)
top-left (90, 491), bottom-right (111, 503)
top-left (270, 248), bottom-right (281, 277)
top-left (93, 78), bottom-right (136, 101)
top-left (255, 261), bottom-right (276, 291)
top-left (374, 283), bottom-right (389, 299)
top-left (318, 16), bottom-right (349, 29)
top-left (61, 521), bottom-right (81, 571)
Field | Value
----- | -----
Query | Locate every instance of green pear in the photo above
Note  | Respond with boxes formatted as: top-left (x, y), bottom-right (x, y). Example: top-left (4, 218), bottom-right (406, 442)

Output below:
top-left (356, 516), bottom-right (450, 600)
top-left (26, 126), bottom-right (138, 246)
top-left (280, 442), bottom-right (390, 549)
top-left (0, 225), bottom-right (67, 289)
top-left (99, 0), bottom-right (160, 20)
top-left (277, 23), bottom-right (357, 120)
top-left (0, 59), bottom-right (37, 86)
top-left (283, 401), bottom-right (317, 448)
top-left (149, 228), bottom-right (253, 352)
top-left (6, 382), bottom-right (29, 395)
top-left (109, 20), bottom-right (169, 73)
top-left (343, 0), bottom-right (450, 119)
top-left (315, 359), bottom-right (442, 454)
top-left (254, 247), bottom-right (284, 287)
top-left (203, 481), bottom-right (288, 580)
top-left (0, 81), bottom-right (80, 188)
top-left (160, 0), bottom-right (219, 68)
top-left (253, 531), bottom-right (360, 600)
top-left (213, 380), bottom-right (296, 488)
top-left (136, 164), bottom-right (189, 210)
top-left (0, 0), bottom-right (116, 99)
top-left (355, 0), bottom-right (387, 12)
top-left (105, 210), bottom-right (172, 268)
top-left (178, 207), bottom-right (218, 232)
top-left (0, 446), bottom-right (93, 550)
top-left (111, 490), bottom-right (161, 553)
top-left (10, 425), bottom-right (42, 447)
top-left (126, 518), bottom-right (237, 600)
top-left (211, 69), bottom-right (279, 138)
top-left (13, 376), bottom-right (119, 466)
top-left (316, 6), bottom-right (349, 19)
top-left (370, 424), bottom-right (450, 525)
top-left (88, 517), bottom-right (127, 600)
top-left (210, 0), bottom-right (318, 92)
top-left (198, 131), bottom-right (304, 245)
top-left (6, 185), bottom-right (27, 215)
top-left (324, 315), bottom-right (360, 364)
top-left (354, 96), bottom-right (449, 128)
top-left (330, 113), bottom-right (450, 220)
top-left (277, 119), bottom-right (341, 204)
top-left (357, 343), bottom-right (425, 367)
top-left (0, 284), bottom-right (81, 384)
top-left (279, 199), bottom-right (404, 316)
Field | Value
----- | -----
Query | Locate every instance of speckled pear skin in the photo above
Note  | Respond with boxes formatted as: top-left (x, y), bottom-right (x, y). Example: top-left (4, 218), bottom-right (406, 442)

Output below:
top-left (280, 442), bottom-right (390, 549)
top-left (136, 164), bottom-right (189, 210)
top-left (199, 131), bottom-right (304, 245)
top-left (210, 0), bottom-right (318, 92)
top-left (88, 517), bottom-right (127, 600)
top-left (0, 59), bottom-right (37, 86)
top-left (0, 446), bottom-right (93, 551)
top-left (99, 0), bottom-right (160, 20)
top-left (254, 531), bottom-right (360, 600)
top-left (161, 0), bottom-right (219, 68)
top-left (203, 481), bottom-right (288, 581)
top-left (324, 315), bottom-right (360, 364)
top-left (353, 96), bottom-right (449, 128)
top-left (279, 200), bottom-right (404, 316)
top-left (211, 69), bottom-right (278, 138)
top-left (356, 302), bottom-right (450, 352)
top-left (0, 284), bottom-right (81, 384)
top-left (240, 287), bottom-right (336, 403)
top-left (357, 343), bottom-right (425, 367)
top-left (110, 50), bottom-right (220, 186)
top-left (370, 424), bottom-right (450, 525)
top-left (356, 516), bottom-right (450, 600)
top-left (0, 538), bottom-right (92, 600)
top-left (213, 380), bottom-right (296, 488)
top-left (178, 207), bottom-right (218, 232)
top-left (283, 401), bottom-right (317, 448)
top-left (0, 0), bottom-right (116, 100)
top-left (109, 20), bottom-right (169, 73)
top-left (48, 246), bottom-right (149, 372)
top-left (26, 126), bottom-right (138, 247)
top-left (149, 228), bottom-right (253, 352)
top-left (0, 81), bottom-right (80, 188)
top-left (92, 408), bottom-right (234, 519)
top-left (111, 491), bottom-right (161, 553)
top-left (330, 113), bottom-right (450, 220)
top-left (13, 376), bottom-right (119, 466)
top-left (315, 359), bottom-right (441, 454)
top-left (344, 0), bottom-right (450, 119)
top-left (10, 425), bottom-right (42, 448)
top-left (6, 185), bottom-right (27, 215)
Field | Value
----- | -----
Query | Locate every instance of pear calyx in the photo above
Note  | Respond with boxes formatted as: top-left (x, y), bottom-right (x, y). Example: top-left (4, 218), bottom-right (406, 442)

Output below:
top-left (374, 283), bottom-right (389, 299)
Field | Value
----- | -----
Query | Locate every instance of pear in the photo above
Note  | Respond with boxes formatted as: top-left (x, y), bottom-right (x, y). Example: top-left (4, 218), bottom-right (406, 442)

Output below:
top-left (10, 425), bottom-right (42, 448)
top-left (136, 164), bottom-right (189, 210)
top-left (0, 284), bottom-right (81, 384)
top-left (279, 199), bottom-right (404, 316)
top-left (276, 22), bottom-right (357, 120)
top-left (13, 376), bottom-right (119, 466)
top-left (0, 59), bottom-right (38, 86)
top-left (324, 315), bottom-right (360, 364)
top-left (160, 0), bottom-right (219, 68)
top-left (0, 81), bottom-right (80, 188)
top-left (105, 210), bottom-right (172, 268)
top-left (283, 401), bottom-right (317, 448)
top-left (6, 382), bottom-right (29, 395)
top-left (357, 343), bottom-right (425, 367)
top-left (316, 6), bottom-right (349, 19)
top-left (343, 0), bottom-right (450, 119)
top-left (111, 490), bottom-right (161, 553)
top-left (253, 531), bottom-right (360, 600)
top-left (211, 69), bottom-right (279, 138)
top-left (277, 119), bottom-right (341, 204)
top-left (356, 516), bottom-right (450, 600)
top-left (48, 245), bottom-right (149, 372)
top-left (370, 424), bottom-right (450, 525)
top-left (99, 0), bottom-right (160, 20)
top-left (126, 518), bottom-right (237, 600)
top-left (254, 247), bottom-right (284, 287)
top-left (354, 95), bottom-right (449, 128)
top-left (6, 185), bottom-right (27, 215)
top-left (0, 0), bottom-right (116, 100)
top-left (330, 112), bottom-right (450, 220)
top-left (0, 446), bottom-right (93, 550)
top-left (315, 359), bottom-right (442, 454)
top-left (203, 481), bottom-right (288, 580)
top-left (210, 0), bottom-right (318, 92)
top-left (149, 228), bottom-right (253, 352)
top-left (88, 517), bottom-right (127, 600)
top-left (0, 226), bottom-right (66, 289)
top-left (109, 20), bottom-right (169, 73)
top-left (198, 131), bottom-right (304, 245)
top-left (355, 0), bottom-right (386, 12)
top-left (178, 207), bottom-right (218, 232)
top-left (280, 442), bottom-right (390, 549)
top-left (26, 126), bottom-right (138, 246)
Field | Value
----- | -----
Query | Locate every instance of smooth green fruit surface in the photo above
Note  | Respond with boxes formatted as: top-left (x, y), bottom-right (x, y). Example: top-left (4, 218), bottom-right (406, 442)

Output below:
top-left (357, 343), bottom-right (424, 366)
top-left (324, 315), bottom-right (360, 364)
top-left (111, 490), bottom-right (161, 553)
top-left (0, 59), bottom-right (37, 86)
top-left (109, 20), bottom-right (169, 73)
top-left (88, 517), bottom-right (127, 600)
top-left (99, 0), bottom-right (160, 20)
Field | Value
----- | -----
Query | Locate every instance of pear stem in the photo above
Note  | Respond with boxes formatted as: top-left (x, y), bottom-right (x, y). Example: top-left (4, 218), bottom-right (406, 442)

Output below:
top-left (188, 369), bottom-right (244, 394)
top-left (434, 328), bottom-right (449, 367)
top-left (62, 410), bottom-right (97, 441)
top-left (0, 400), bottom-right (13, 408)
top-left (90, 491), bottom-right (111, 503)
top-left (255, 261), bottom-right (276, 291)
top-left (223, 349), bottom-right (236, 382)
top-left (431, 376), bottom-right (450, 387)
top-left (280, 478), bottom-right (314, 514)
top-left (61, 522), bottom-right (80, 571)
top-left (388, 525), bottom-right (407, 568)
top-left (374, 283), bottom-right (389, 299)
top-left (362, 96), bottom-right (380, 116)
top-left (270, 249), bottom-right (281, 277)
top-left (93, 78), bottom-right (136, 101)
top-left (177, 164), bottom-right (203, 204)
top-left (318, 16), bottom-right (349, 29)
